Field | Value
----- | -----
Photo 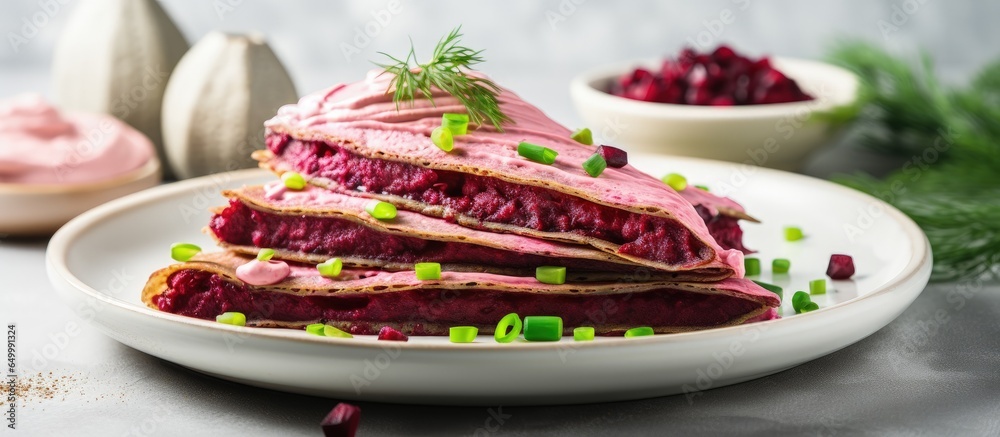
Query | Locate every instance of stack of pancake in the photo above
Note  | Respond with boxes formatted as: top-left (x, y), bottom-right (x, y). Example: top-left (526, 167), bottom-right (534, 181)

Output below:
top-left (142, 71), bottom-right (778, 336)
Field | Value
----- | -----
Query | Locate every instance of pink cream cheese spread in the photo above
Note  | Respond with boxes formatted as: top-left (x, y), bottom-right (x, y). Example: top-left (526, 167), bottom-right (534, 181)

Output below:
top-left (235, 259), bottom-right (291, 286)
top-left (0, 94), bottom-right (153, 184)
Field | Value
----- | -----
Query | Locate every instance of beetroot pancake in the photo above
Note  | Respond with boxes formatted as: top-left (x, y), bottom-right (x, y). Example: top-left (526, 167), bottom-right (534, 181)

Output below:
top-left (208, 184), bottom-right (737, 281)
top-left (256, 71), bottom-right (753, 274)
top-left (142, 252), bottom-right (779, 336)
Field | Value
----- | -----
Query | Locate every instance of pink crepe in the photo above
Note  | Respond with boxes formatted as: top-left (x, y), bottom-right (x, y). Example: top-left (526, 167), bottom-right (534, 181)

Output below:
top-left (209, 183), bottom-right (735, 280)
top-left (142, 252), bottom-right (779, 335)
top-left (259, 70), bottom-right (747, 277)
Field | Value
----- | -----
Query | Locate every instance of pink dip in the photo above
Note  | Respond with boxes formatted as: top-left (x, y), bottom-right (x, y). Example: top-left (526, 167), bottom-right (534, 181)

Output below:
top-left (0, 94), bottom-right (154, 184)
top-left (235, 259), bottom-right (291, 286)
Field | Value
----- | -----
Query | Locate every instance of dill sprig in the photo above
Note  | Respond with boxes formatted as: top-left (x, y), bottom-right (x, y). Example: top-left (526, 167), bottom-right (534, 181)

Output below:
top-left (829, 41), bottom-right (1000, 281)
top-left (375, 27), bottom-right (512, 131)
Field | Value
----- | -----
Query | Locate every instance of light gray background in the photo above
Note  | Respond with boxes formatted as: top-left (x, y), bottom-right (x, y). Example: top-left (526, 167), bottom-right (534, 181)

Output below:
top-left (4, 0), bottom-right (1000, 126)
top-left (3, 1), bottom-right (1000, 436)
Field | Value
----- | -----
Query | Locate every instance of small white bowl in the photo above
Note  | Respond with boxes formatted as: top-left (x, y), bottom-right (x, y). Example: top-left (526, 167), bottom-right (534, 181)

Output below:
top-left (570, 57), bottom-right (859, 170)
top-left (0, 158), bottom-right (161, 236)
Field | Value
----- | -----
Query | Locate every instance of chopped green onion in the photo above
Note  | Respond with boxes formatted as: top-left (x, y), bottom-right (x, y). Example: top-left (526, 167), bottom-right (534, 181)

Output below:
top-left (494, 313), bottom-right (522, 343)
top-left (744, 258), bottom-right (761, 276)
top-left (582, 153), bottom-right (607, 177)
top-left (431, 126), bottom-right (454, 152)
top-left (317, 258), bottom-right (343, 278)
top-left (305, 323), bottom-right (326, 336)
top-left (573, 327), bottom-right (595, 341)
top-left (305, 323), bottom-right (353, 338)
top-left (624, 327), bottom-right (655, 338)
top-left (215, 312), bottom-right (246, 326)
top-left (442, 113), bottom-right (469, 135)
top-left (801, 302), bottom-right (820, 313)
top-left (784, 226), bottom-right (804, 241)
top-left (281, 171), bottom-right (306, 190)
top-left (170, 242), bottom-right (201, 262)
top-left (323, 325), bottom-right (354, 338)
top-left (695, 184), bottom-right (710, 191)
top-left (365, 200), bottom-right (397, 220)
top-left (809, 279), bottom-right (827, 295)
top-left (791, 291), bottom-right (811, 313)
top-left (752, 280), bottom-right (783, 300)
top-left (449, 326), bottom-right (478, 343)
top-left (662, 173), bottom-right (688, 191)
top-left (523, 316), bottom-right (563, 341)
top-left (570, 127), bottom-right (593, 145)
top-left (415, 262), bottom-right (442, 280)
top-left (535, 266), bottom-right (566, 285)
top-left (517, 142), bottom-right (558, 165)
top-left (772, 258), bottom-right (791, 274)
top-left (257, 248), bottom-right (276, 262)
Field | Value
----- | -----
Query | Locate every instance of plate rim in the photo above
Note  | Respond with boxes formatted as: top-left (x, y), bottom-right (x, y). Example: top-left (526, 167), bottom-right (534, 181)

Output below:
top-left (46, 158), bottom-right (932, 352)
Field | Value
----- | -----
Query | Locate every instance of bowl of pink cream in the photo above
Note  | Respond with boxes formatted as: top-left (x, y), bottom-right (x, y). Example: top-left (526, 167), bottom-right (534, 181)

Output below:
top-left (0, 94), bottom-right (161, 235)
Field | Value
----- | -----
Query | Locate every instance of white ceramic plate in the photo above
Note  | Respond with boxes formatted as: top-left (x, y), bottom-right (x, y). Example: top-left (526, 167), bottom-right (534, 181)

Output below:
top-left (46, 156), bottom-right (931, 406)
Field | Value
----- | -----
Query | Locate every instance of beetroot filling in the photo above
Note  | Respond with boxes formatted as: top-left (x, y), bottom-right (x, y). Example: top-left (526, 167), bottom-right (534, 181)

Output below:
top-left (695, 205), bottom-right (750, 253)
top-left (268, 136), bottom-right (712, 266)
top-left (155, 270), bottom-right (762, 335)
top-left (210, 200), bottom-right (638, 272)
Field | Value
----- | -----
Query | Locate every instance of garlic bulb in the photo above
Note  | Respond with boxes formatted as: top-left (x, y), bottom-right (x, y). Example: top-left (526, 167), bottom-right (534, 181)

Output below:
top-left (53, 0), bottom-right (188, 176)
top-left (161, 32), bottom-right (298, 179)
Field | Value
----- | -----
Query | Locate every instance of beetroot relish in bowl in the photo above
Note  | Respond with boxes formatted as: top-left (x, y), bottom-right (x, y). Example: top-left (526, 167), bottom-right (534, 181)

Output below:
top-left (609, 45), bottom-right (814, 106)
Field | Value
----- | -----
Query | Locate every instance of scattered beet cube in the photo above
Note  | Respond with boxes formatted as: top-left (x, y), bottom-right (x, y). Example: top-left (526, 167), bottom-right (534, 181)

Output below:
top-left (826, 254), bottom-right (855, 280)
top-left (609, 45), bottom-right (813, 106)
top-left (377, 326), bottom-right (409, 342)
top-left (321, 402), bottom-right (361, 437)
top-left (596, 145), bottom-right (628, 168)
